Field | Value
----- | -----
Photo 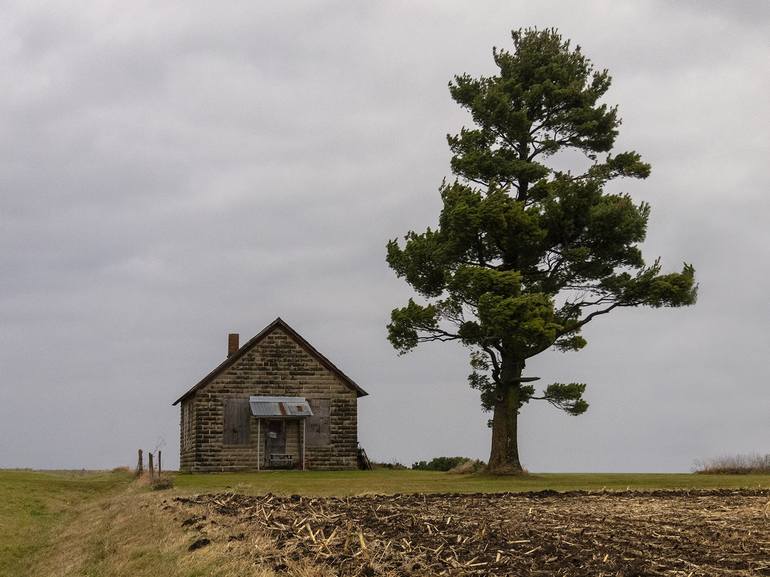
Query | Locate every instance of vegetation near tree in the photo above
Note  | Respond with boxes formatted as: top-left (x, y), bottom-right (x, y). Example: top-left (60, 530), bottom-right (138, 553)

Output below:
top-left (386, 28), bottom-right (697, 474)
top-left (411, 456), bottom-right (475, 471)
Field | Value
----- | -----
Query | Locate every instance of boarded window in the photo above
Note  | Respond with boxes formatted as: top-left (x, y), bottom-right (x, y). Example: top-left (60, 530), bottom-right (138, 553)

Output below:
top-left (182, 402), bottom-right (194, 450)
top-left (306, 399), bottom-right (330, 446)
top-left (223, 399), bottom-right (251, 445)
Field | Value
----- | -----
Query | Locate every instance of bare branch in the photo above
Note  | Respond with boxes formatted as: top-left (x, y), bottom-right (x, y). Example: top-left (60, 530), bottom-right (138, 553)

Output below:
top-left (571, 302), bottom-right (623, 331)
top-left (481, 345), bottom-right (501, 380)
top-left (417, 333), bottom-right (461, 343)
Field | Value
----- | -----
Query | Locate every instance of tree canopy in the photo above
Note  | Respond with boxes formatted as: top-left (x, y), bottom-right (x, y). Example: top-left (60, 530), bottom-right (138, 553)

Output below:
top-left (386, 28), bottom-right (697, 474)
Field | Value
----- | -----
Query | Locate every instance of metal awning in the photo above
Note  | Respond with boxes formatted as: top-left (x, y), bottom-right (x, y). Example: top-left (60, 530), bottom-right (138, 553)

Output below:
top-left (249, 396), bottom-right (314, 418)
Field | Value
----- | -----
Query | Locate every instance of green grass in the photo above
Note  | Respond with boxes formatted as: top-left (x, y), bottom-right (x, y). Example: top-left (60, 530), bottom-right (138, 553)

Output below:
top-left (0, 470), bottom-right (132, 577)
top-left (173, 469), bottom-right (770, 496)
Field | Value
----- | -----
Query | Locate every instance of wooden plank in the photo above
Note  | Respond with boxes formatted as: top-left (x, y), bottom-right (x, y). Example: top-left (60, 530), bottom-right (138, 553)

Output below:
top-left (306, 399), bottom-right (330, 446)
top-left (223, 398), bottom-right (250, 445)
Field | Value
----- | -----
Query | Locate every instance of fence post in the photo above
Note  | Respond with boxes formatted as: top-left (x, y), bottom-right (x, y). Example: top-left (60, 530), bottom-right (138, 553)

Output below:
top-left (148, 452), bottom-right (155, 481)
top-left (137, 449), bottom-right (144, 477)
top-left (158, 450), bottom-right (162, 479)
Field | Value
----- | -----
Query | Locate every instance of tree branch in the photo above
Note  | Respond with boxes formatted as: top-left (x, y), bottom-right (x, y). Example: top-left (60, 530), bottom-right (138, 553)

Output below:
top-left (417, 333), bottom-right (461, 343)
top-left (570, 301), bottom-right (623, 331)
top-left (481, 345), bottom-right (501, 382)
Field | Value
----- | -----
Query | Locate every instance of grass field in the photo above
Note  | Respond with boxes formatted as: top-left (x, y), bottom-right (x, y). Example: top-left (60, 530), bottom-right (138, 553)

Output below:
top-left (1, 468), bottom-right (769, 577)
top-left (172, 468), bottom-right (770, 495)
top-left (0, 470), bottom-right (131, 577)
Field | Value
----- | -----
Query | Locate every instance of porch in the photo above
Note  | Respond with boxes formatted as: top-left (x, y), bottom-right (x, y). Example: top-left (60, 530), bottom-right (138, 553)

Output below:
top-left (250, 396), bottom-right (313, 470)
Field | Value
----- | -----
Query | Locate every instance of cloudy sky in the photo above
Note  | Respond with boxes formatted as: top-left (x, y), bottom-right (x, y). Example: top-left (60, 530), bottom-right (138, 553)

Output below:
top-left (1, 1), bottom-right (768, 472)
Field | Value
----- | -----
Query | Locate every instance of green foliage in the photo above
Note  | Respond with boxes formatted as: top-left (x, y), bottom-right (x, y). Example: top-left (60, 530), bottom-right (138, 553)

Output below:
top-left (411, 457), bottom-right (477, 472)
top-left (371, 461), bottom-right (408, 470)
top-left (386, 27), bottom-right (697, 427)
top-left (542, 383), bottom-right (589, 415)
top-left (388, 299), bottom-right (441, 353)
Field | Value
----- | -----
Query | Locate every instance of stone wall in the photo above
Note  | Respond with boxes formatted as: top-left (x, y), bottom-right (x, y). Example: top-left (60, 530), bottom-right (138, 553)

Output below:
top-left (179, 326), bottom-right (359, 472)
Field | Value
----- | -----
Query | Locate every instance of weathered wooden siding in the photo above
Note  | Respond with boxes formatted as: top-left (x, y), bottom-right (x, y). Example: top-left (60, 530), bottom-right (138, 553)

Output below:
top-left (179, 398), bottom-right (196, 471)
top-left (180, 326), bottom-right (358, 472)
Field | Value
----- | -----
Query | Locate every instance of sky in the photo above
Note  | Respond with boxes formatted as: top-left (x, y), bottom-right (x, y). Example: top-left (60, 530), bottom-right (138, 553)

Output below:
top-left (1, 1), bottom-right (768, 472)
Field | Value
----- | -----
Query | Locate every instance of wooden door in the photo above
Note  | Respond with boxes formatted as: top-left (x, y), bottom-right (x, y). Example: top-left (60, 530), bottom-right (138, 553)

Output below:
top-left (223, 399), bottom-right (250, 445)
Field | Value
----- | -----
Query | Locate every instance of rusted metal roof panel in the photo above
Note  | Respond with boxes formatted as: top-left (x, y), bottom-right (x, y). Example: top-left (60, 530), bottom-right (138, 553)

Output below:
top-left (249, 396), bottom-right (313, 418)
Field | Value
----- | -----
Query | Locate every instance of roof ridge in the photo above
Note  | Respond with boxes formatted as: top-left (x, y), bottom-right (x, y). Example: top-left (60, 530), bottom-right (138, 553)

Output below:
top-left (172, 317), bottom-right (368, 405)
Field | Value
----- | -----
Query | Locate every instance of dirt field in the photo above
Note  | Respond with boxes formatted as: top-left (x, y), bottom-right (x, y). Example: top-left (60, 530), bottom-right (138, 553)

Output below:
top-left (169, 489), bottom-right (770, 577)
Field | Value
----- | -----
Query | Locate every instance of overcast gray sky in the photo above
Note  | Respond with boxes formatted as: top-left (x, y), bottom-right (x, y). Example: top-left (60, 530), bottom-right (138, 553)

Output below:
top-left (1, 1), bottom-right (768, 472)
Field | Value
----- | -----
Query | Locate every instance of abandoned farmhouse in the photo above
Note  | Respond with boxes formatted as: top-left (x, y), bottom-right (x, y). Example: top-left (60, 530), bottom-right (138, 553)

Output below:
top-left (173, 318), bottom-right (368, 472)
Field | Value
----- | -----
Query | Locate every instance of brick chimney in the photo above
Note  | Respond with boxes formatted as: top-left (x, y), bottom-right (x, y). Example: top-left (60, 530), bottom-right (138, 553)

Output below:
top-left (227, 333), bottom-right (239, 357)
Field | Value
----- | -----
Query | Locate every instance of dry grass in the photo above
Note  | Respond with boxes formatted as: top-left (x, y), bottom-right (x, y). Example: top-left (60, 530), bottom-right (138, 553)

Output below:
top-left (694, 453), bottom-right (770, 474)
top-left (0, 470), bottom-right (130, 577)
top-left (447, 459), bottom-right (485, 474)
top-left (26, 479), bottom-right (342, 577)
top-left (34, 489), bottom-right (287, 577)
top-left (0, 470), bottom-right (331, 577)
top-left (133, 470), bottom-right (175, 491)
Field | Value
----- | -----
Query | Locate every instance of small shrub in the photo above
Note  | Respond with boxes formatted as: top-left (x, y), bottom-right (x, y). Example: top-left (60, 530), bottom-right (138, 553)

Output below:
top-left (693, 453), bottom-right (770, 474)
top-left (150, 477), bottom-right (174, 490)
top-left (448, 459), bottom-right (486, 474)
top-left (371, 461), bottom-right (408, 470)
top-left (411, 457), bottom-right (476, 472)
top-left (134, 471), bottom-right (175, 489)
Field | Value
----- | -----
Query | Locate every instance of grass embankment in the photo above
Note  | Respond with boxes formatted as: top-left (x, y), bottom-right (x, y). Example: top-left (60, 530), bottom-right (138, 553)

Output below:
top-left (0, 469), bottom-right (264, 577)
top-left (0, 470), bottom-right (130, 577)
top-left (2, 468), bottom-right (769, 577)
top-left (173, 469), bottom-right (770, 496)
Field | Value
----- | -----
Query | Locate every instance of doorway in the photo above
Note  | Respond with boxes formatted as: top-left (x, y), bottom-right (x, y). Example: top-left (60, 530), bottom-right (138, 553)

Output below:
top-left (264, 420), bottom-right (295, 468)
top-left (265, 419), bottom-right (286, 454)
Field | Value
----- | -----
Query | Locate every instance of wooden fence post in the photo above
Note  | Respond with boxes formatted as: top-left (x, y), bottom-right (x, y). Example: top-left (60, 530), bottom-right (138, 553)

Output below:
top-left (148, 452), bottom-right (155, 481)
top-left (158, 450), bottom-right (162, 479)
top-left (137, 449), bottom-right (144, 477)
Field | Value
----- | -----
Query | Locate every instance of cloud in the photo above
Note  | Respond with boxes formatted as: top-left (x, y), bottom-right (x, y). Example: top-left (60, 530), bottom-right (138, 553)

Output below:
top-left (0, 0), bottom-right (767, 471)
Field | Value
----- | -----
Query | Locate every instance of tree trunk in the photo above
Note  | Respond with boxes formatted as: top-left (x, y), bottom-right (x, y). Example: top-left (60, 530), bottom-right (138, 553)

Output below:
top-left (487, 357), bottom-right (524, 475)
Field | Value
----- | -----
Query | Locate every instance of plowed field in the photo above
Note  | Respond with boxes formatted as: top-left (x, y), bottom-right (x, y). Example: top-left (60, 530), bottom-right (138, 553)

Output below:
top-left (170, 489), bottom-right (770, 576)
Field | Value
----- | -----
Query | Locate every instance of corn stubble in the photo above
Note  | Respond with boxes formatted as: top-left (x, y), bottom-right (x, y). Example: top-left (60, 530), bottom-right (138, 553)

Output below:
top-left (169, 489), bottom-right (770, 576)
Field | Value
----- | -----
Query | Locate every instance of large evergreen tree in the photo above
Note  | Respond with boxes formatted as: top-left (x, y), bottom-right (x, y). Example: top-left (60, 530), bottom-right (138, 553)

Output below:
top-left (386, 28), bottom-right (697, 474)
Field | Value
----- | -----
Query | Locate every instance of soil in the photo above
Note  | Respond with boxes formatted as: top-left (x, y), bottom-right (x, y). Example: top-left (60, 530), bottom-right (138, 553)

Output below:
top-left (169, 489), bottom-right (770, 576)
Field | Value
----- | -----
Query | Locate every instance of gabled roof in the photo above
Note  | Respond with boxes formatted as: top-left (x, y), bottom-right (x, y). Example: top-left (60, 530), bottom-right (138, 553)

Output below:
top-left (172, 317), bottom-right (368, 405)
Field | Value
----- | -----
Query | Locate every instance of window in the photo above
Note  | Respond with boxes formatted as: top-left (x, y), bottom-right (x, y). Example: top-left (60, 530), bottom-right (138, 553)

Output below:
top-left (182, 402), bottom-right (194, 450)
top-left (223, 398), bottom-right (251, 445)
top-left (306, 399), bottom-right (330, 446)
